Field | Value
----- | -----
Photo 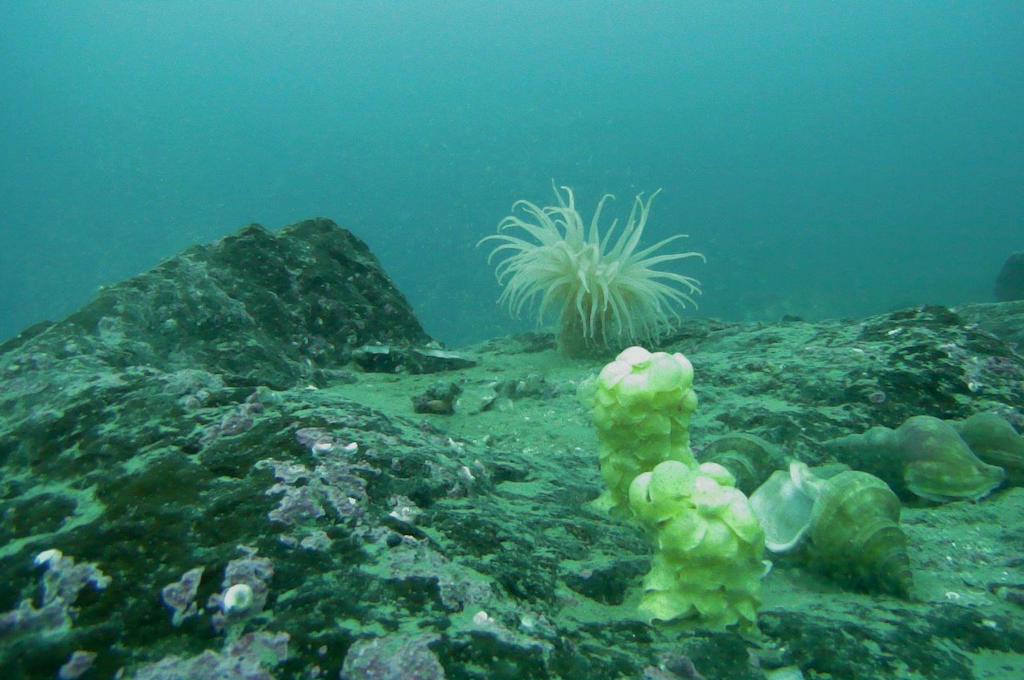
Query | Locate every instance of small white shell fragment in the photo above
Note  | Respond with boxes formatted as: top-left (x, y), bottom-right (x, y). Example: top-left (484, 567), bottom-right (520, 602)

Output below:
top-left (34, 548), bottom-right (63, 567)
top-left (222, 583), bottom-right (255, 615)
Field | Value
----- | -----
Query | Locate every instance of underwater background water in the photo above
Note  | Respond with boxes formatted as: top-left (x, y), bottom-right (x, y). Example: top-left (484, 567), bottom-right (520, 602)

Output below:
top-left (1, 1), bottom-right (1021, 347)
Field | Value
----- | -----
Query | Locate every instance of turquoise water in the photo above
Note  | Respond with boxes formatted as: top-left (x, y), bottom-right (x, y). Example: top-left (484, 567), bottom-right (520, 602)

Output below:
top-left (1, 1), bottom-right (1021, 345)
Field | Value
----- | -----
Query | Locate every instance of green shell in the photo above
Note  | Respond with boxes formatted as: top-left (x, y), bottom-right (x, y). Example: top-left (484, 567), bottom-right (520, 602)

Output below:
top-left (824, 415), bottom-right (1006, 502)
top-left (807, 470), bottom-right (912, 598)
top-left (953, 413), bottom-right (1024, 486)
top-left (699, 432), bottom-right (788, 495)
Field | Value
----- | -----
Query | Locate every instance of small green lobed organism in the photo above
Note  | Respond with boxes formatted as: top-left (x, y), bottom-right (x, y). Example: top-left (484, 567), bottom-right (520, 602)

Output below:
top-left (480, 183), bottom-right (704, 357)
top-left (582, 346), bottom-right (698, 515)
top-left (629, 460), bottom-right (765, 629)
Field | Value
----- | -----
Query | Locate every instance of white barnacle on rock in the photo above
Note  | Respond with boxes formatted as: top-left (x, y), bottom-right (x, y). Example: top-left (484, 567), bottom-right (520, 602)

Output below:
top-left (222, 583), bottom-right (254, 615)
top-left (472, 610), bottom-right (493, 626)
top-left (34, 548), bottom-right (63, 568)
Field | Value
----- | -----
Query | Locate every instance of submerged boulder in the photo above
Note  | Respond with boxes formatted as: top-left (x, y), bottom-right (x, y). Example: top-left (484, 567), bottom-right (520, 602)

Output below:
top-left (995, 252), bottom-right (1024, 302)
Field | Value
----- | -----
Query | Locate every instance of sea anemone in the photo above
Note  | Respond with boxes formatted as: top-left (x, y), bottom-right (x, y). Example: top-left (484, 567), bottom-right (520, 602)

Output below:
top-left (480, 183), bottom-right (705, 356)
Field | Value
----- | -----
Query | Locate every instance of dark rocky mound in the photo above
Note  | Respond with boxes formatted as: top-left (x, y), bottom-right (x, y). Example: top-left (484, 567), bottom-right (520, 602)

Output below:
top-left (995, 251), bottom-right (1024, 302)
top-left (0, 219), bottom-right (453, 678)
top-left (0, 218), bottom-right (430, 390)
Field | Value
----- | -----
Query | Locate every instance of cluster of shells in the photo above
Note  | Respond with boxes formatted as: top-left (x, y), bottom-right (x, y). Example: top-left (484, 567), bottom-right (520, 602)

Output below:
top-left (698, 412), bottom-right (1023, 597)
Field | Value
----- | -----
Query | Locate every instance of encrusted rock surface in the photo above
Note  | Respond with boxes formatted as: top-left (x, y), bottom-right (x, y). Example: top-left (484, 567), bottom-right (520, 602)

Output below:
top-left (1, 223), bottom-right (1023, 679)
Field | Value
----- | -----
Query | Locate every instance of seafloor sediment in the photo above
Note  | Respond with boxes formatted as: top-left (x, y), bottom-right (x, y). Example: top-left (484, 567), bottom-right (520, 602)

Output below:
top-left (1, 221), bottom-right (1022, 679)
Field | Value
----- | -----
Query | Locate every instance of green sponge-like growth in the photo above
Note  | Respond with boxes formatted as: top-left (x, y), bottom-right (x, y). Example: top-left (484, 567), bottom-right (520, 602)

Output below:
top-left (630, 460), bottom-right (765, 629)
top-left (585, 346), bottom-right (765, 630)
top-left (587, 346), bottom-right (698, 514)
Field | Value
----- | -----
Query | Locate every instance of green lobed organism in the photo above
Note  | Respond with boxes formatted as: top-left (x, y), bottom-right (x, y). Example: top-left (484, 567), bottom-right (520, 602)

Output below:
top-left (629, 460), bottom-right (765, 629)
top-left (585, 346), bottom-right (765, 630)
top-left (585, 346), bottom-right (698, 515)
